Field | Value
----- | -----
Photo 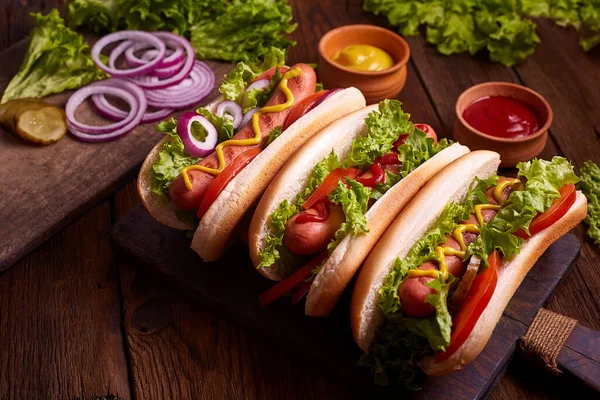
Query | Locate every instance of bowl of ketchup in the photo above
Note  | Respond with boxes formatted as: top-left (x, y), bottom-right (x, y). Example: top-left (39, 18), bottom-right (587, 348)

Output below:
top-left (454, 82), bottom-right (552, 167)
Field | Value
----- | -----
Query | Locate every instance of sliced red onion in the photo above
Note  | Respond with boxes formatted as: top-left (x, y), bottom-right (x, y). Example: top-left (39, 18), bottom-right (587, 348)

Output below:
top-left (216, 101), bottom-right (242, 129)
top-left (91, 93), bottom-right (173, 123)
top-left (144, 62), bottom-right (214, 109)
top-left (246, 79), bottom-right (270, 92)
top-left (239, 107), bottom-right (258, 129)
top-left (129, 32), bottom-right (195, 89)
top-left (126, 42), bottom-right (185, 68)
top-left (177, 112), bottom-right (218, 157)
top-left (92, 31), bottom-right (166, 77)
top-left (309, 88), bottom-right (343, 112)
top-left (67, 85), bottom-right (140, 133)
top-left (150, 58), bottom-right (185, 78)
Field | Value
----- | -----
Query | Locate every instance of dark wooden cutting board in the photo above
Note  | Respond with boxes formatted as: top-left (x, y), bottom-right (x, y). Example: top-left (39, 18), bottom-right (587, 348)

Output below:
top-left (0, 39), bottom-right (231, 272)
top-left (111, 205), bottom-right (585, 398)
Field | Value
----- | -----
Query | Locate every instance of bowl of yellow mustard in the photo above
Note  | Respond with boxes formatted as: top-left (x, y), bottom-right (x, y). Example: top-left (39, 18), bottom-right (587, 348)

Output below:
top-left (318, 25), bottom-right (410, 104)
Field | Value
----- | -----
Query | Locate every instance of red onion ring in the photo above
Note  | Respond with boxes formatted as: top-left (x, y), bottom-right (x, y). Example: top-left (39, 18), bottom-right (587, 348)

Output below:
top-left (125, 41), bottom-right (185, 68)
top-left (246, 79), bottom-right (270, 92)
top-left (92, 31), bottom-right (166, 78)
top-left (177, 113), bottom-right (218, 157)
top-left (150, 58), bottom-right (185, 79)
top-left (216, 101), bottom-right (242, 129)
top-left (144, 62), bottom-right (214, 109)
top-left (67, 84), bottom-right (147, 142)
top-left (91, 93), bottom-right (173, 124)
top-left (67, 85), bottom-right (140, 133)
top-left (239, 107), bottom-right (258, 129)
top-left (128, 32), bottom-right (195, 89)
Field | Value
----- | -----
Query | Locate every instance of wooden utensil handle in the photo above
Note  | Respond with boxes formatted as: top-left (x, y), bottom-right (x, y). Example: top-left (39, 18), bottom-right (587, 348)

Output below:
top-left (559, 324), bottom-right (600, 392)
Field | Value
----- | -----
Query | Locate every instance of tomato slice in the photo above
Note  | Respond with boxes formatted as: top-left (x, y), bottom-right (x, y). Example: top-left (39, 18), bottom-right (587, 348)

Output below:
top-left (282, 90), bottom-right (329, 131)
top-left (436, 251), bottom-right (499, 362)
top-left (253, 66), bottom-right (290, 83)
top-left (374, 152), bottom-right (401, 166)
top-left (197, 148), bottom-right (262, 218)
top-left (414, 123), bottom-right (438, 143)
top-left (356, 163), bottom-right (385, 188)
top-left (302, 167), bottom-right (362, 210)
top-left (291, 280), bottom-right (313, 306)
top-left (394, 124), bottom-right (438, 149)
top-left (258, 252), bottom-right (328, 306)
top-left (514, 184), bottom-right (576, 239)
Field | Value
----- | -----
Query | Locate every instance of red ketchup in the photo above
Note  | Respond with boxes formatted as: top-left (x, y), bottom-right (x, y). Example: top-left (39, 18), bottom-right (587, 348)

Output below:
top-left (463, 96), bottom-right (540, 139)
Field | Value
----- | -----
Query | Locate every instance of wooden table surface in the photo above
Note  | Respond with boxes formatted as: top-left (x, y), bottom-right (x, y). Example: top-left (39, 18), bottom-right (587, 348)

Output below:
top-left (1, 1), bottom-right (599, 399)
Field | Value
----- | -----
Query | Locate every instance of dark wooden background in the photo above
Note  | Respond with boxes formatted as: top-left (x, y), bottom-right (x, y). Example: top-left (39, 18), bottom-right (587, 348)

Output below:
top-left (1, 1), bottom-right (599, 399)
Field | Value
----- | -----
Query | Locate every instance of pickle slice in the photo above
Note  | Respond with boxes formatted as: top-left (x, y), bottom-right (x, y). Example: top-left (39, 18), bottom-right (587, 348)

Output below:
top-left (16, 106), bottom-right (67, 144)
top-left (2, 99), bottom-right (46, 131)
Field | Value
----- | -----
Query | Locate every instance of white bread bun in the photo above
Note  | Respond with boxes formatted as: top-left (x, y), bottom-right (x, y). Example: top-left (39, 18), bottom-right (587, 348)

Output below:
top-left (192, 87), bottom-right (367, 261)
top-left (422, 191), bottom-right (587, 376)
top-left (306, 142), bottom-right (470, 317)
top-left (351, 150), bottom-right (501, 351)
top-left (248, 104), bottom-right (379, 279)
top-left (137, 97), bottom-right (222, 230)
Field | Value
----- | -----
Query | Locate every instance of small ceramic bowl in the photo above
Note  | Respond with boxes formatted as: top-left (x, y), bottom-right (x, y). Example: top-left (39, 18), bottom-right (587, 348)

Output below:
top-left (318, 24), bottom-right (410, 104)
top-left (454, 82), bottom-right (552, 168)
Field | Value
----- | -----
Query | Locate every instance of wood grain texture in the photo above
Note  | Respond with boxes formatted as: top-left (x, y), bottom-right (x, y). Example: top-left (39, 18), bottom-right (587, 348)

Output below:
top-left (0, 201), bottom-right (130, 399)
top-left (0, 41), bottom-right (232, 271)
top-left (112, 183), bottom-right (353, 400)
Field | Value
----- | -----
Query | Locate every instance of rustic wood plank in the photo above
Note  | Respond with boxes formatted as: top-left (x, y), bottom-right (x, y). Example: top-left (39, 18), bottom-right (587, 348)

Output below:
top-left (112, 182), bottom-right (352, 400)
top-left (0, 201), bottom-right (131, 399)
top-left (0, 37), bottom-right (232, 271)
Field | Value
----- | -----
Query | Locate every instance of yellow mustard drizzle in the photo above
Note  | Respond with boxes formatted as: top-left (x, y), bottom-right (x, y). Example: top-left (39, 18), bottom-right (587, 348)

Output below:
top-left (406, 179), bottom-right (523, 281)
top-left (180, 67), bottom-right (304, 190)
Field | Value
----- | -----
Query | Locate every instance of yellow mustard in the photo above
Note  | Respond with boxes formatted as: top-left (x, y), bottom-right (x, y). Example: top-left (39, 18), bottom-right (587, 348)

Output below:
top-left (331, 45), bottom-right (393, 72)
top-left (181, 67), bottom-right (303, 190)
top-left (406, 179), bottom-right (523, 281)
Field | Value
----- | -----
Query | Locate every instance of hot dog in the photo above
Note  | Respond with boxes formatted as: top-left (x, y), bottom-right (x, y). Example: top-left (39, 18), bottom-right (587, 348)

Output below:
top-left (138, 52), bottom-right (367, 261)
top-left (168, 63), bottom-right (316, 211)
top-left (249, 100), bottom-right (470, 316)
top-left (351, 151), bottom-right (587, 387)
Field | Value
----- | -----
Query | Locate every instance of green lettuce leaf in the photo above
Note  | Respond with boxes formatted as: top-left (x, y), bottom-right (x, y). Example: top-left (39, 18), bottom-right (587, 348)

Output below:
top-left (66, 0), bottom-right (117, 32)
top-left (267, 125), bottom-right (283, 145)
top-left (151, 118), bottom-right (200, 197)
top-left (486, 14), bottom-right (540, 67)
top-left (257, 199), bottom-right (299, 269)
top-left (218, 47), bottom-right (286, 105)
top-left (397, 130), bottom-right (451, 178)
top-left (297, 151), bottom-right (340, 206)
top-left (577, 160), bottom-right (600, 248)
top-left (1, 10), bottom-right (106, 103)
top-left (190, 0), bottom-right (296, 62)
top-left (327, 179), bottom-right (372, 250)
top-left (358, 320), bottom-right (430, 389)
top-left (342, 99), bottom-right (417, 169)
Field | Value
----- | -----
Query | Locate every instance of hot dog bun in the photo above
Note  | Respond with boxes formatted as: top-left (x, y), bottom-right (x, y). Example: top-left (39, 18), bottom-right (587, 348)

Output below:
top-left (138, 87), bottom-right (366, 235)
top-left (249, 105), bottom-right (470, 316)
top-left (350, 150), bottom-right (587, 376)
top-left (191, 87), bottom-right (367, 261)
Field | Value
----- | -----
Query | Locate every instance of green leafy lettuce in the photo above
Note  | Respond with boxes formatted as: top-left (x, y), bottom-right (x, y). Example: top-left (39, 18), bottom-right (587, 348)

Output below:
top-left (327, 179), bottom-right (372, 250)
top-left (190, 0), bottom-right (296, 62)
top-left (66, 0), bottom-right (117, 32)
top-left (196, 107), bottom-right (235, 142)
top-left (151, 118), bottom-right (200, 197)
top-left (66, 0), bottom-right (296, 63)
top-left (1, 10), bottom-right (106, 103)
top-left (363, 0), bottom-right (597, 67)
top-left (577, 160), bottom-right (600, 248)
